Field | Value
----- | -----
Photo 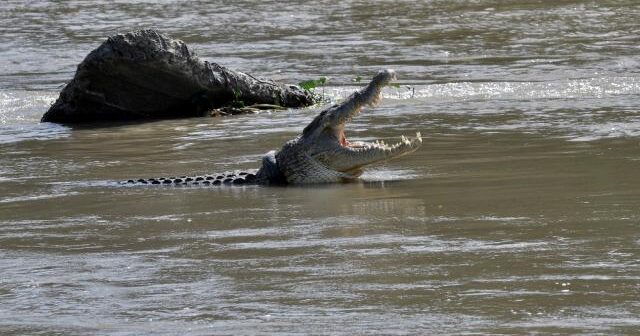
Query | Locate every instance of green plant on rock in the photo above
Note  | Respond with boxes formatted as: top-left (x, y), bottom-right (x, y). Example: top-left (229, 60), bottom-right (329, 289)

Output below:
top-left (298, 76), bottom-right (327, 91)
top-left (231, 88), bottom-right (245, 108)
top-left (299, 76), bottom-right (329, 102)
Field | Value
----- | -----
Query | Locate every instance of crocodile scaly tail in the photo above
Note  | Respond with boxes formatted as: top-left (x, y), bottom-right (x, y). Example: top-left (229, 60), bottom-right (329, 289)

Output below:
top-left (122, 170), bottom-right (260, 186)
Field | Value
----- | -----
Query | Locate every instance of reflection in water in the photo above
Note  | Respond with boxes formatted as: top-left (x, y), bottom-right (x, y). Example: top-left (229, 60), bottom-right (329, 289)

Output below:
top-left (1, 0), bottom-right (640, 335)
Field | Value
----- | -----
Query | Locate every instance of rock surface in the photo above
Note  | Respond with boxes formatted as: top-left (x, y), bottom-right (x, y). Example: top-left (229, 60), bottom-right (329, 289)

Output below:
top-left (41, 30), bottom-right (315, 124)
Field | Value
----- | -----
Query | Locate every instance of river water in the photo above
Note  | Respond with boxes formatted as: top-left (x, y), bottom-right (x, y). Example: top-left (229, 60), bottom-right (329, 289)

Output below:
top-left (1, 1), bottom-right (640, 335)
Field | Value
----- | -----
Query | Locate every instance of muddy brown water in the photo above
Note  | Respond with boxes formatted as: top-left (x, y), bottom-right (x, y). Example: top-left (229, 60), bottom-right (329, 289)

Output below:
top-left (1, 1), bottom-right (640, 334)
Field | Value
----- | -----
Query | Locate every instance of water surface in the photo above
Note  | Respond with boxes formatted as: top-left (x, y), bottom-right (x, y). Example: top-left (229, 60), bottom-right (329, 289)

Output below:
top-left (1, 1), bottom-right (639, 335)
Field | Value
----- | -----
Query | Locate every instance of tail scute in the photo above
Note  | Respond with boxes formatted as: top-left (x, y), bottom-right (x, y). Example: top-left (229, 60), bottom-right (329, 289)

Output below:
top-left (121, 170), bottom-right (259, 186)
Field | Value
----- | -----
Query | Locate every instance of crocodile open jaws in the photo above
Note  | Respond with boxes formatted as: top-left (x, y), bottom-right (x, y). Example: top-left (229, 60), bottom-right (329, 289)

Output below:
top-left (124, 69), bottom-right (422, 186)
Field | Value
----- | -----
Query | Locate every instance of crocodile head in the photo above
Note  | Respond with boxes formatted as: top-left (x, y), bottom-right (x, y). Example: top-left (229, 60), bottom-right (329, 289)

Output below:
top-left (276, 69), bottom-right (422, 184)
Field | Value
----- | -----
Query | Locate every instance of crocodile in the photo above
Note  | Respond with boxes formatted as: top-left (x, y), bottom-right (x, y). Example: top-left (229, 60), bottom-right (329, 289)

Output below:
top-left (123, 69), bottom-right (422, 186)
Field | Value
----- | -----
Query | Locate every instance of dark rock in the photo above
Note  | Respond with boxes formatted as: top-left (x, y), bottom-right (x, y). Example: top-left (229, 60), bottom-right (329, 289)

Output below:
top-left (42, 29), bottom-right (315, 124)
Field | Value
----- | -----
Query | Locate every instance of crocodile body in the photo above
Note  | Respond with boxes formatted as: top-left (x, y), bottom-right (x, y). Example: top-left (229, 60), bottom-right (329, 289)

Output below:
top-left (124, 69), bottom-right (422, 186)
